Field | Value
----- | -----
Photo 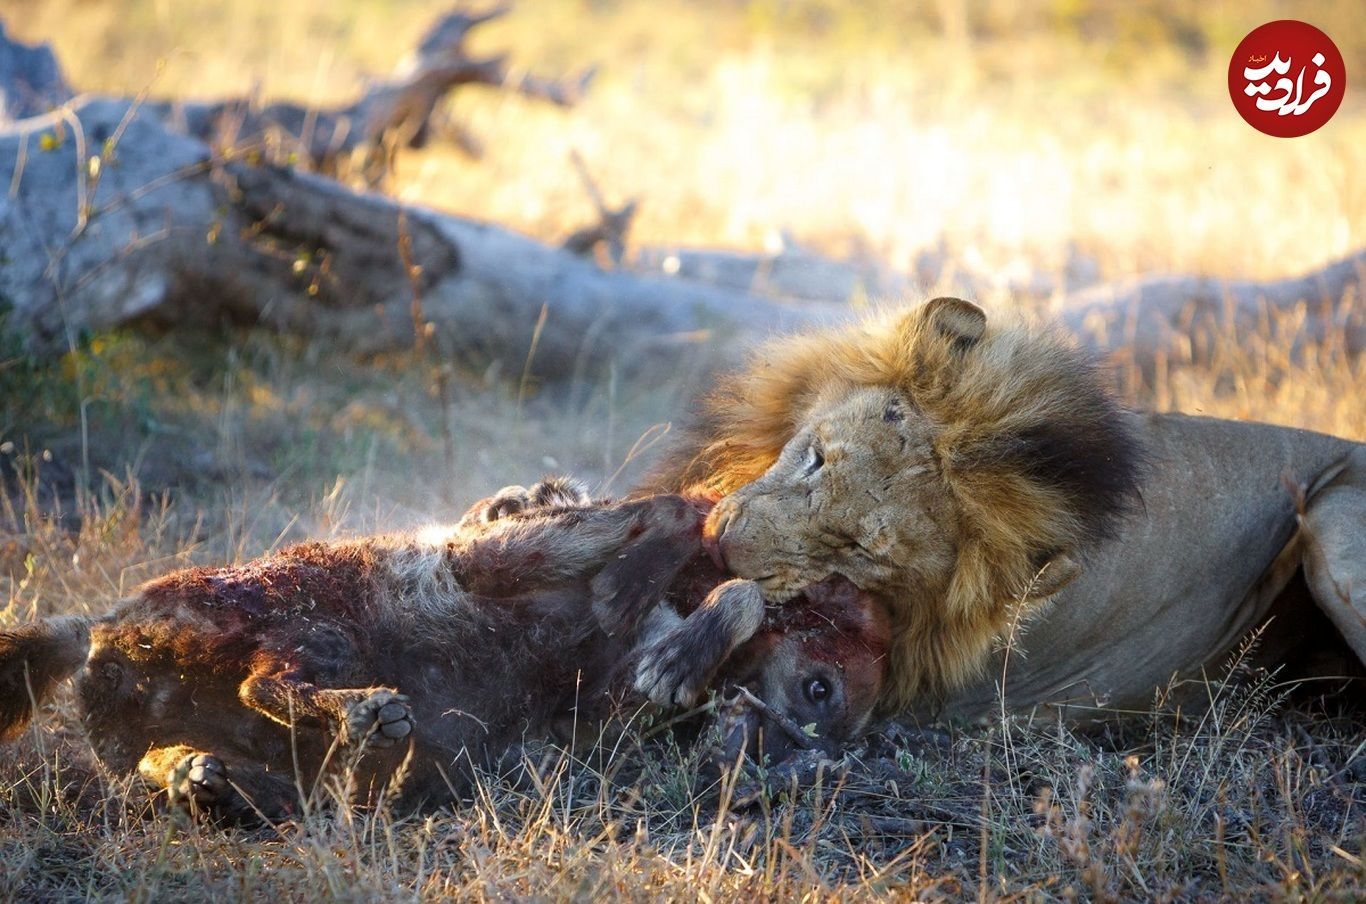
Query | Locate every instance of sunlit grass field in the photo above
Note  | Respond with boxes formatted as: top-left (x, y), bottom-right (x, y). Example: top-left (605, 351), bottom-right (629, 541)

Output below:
top-left (9, 0), bottom-right (1366, 275)
top-left (1, 0), bottom-right (1364, 898)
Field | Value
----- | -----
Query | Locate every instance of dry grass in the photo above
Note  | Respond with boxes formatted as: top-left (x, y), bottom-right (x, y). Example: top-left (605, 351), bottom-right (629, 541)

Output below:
top-left (1, 0), bottom-right (1365, 899)
top-left (2, 477), bottom-right (1363, 900)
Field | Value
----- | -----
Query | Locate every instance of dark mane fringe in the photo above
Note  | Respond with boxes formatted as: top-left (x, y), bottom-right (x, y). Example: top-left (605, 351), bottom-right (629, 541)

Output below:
top-left (951, 350), bottom-right (1146, 549)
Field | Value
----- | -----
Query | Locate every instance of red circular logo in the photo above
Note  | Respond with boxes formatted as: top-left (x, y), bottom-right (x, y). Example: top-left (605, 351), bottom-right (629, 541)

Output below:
top-left (1228, 20), bottom-right (1345, 137)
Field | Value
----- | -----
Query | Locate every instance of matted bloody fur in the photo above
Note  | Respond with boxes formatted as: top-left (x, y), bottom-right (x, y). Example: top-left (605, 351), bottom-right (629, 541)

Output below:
top-left (0, 489), bottom-right (890, 821)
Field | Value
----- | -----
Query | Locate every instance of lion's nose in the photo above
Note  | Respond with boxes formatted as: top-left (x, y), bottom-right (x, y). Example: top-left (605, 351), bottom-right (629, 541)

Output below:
top-left (704, 497), bottom-right (736, 542)
top-left (704, 497), bottom-right (740, 571)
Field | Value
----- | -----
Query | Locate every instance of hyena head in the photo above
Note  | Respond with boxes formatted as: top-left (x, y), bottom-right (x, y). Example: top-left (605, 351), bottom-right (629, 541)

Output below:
top-left (711, 576), bottom-right (891, 764)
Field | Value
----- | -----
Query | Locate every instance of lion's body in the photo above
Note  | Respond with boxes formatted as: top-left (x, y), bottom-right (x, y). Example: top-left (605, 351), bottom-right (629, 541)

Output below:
top-left (641, 299), bottom-right (1366, 721)
top-left (931, 413), bottom-right (1366, 720)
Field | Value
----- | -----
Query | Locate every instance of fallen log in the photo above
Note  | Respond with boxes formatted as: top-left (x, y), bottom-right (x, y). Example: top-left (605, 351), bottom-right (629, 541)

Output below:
top-left (634, 238), bottom-right (1102, 305)
top-left (634, 243), bottom-right (904, 304)
top-left (0, 21), bottom-right (1361, 387)
top-left (1060, 250), bottom-right (1366, 375)
top-left (0, 96), bottom-right (839, 382)
top-left (634, 240), bottom-right (1365, 379)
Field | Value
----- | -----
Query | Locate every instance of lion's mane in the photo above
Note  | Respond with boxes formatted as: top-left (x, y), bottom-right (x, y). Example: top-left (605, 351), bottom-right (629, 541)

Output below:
top-left (645, 300), bottom-right (1147, 708)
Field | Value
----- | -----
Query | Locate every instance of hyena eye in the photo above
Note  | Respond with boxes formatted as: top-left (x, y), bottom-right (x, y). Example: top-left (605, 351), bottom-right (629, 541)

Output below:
top-left (803, 444), bottom-right (825, 477)
top-left (804, 676), bottom-right (831, 704)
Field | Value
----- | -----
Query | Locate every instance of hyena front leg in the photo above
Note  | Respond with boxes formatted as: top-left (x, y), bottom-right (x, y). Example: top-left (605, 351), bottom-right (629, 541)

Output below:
top-left (455, 495), bottom-right (701, 603)
top-left (138, 744), bottom-right (298, 822)
top-left (238, 669), bottom-right (415, 750)
top-left (635, 579), bottom-right (765, 708)
top-left (456, 495), bottom-right (707, 634)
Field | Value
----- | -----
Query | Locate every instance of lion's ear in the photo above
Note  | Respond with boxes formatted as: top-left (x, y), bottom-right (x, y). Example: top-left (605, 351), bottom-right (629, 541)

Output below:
top-left (922, 296), bottom-right (986, 352)
top-left (892, 296), bottom-right (988, 397)
top-left (1022, 552), bottom-right (1081, 601)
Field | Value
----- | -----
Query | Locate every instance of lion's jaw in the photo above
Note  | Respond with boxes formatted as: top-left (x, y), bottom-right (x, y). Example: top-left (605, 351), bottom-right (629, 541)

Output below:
top-left (705, 386), bottom-right (960, 603)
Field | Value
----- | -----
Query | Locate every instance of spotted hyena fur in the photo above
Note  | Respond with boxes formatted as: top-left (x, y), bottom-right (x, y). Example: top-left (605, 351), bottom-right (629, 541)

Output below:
top-left (1, 482), bottom-right (890, 822)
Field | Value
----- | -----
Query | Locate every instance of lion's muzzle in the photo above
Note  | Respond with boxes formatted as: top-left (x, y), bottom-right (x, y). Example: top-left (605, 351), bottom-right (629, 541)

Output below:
top-left (704, 492), bottom-right (809, 597)
top-left (703, 495), bottom-right (742, 571)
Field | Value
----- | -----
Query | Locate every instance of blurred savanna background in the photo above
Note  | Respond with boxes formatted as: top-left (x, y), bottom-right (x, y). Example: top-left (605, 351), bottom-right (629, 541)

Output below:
top-left (1, 0), bottom-right (1364, 899)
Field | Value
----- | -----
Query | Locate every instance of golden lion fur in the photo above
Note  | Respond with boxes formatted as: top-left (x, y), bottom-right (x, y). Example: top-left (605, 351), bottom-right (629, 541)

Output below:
top-left (649, 300), bottom-right (1143, 710)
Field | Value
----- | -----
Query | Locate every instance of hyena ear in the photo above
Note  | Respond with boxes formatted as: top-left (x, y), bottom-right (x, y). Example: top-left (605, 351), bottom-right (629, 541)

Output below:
top-left (922, 296), bottom-right (986, 353)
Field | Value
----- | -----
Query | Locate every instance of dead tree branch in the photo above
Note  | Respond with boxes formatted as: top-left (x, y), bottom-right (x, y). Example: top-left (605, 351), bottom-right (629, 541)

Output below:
top-left (142, 4), bottom-right (595, 185)
top-left (561, 150), bottom-right (637, 267)
top-left (0, 22), bottom-right (1361, 387)
top-left (0, 96), bottom-right (834, 382)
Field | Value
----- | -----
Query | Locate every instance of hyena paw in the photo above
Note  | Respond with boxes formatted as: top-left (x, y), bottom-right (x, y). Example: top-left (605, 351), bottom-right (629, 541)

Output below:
top-left (344, 689), bottom-right (414, 749)
top-left (474, 485), bottom-right (532, 525)
top-left (168, 753), bottom-right (229, 812)
top-left (527, 476), bottom-right (592, 509)
top-left (635, 628), bottom-right (714, 709)
top-left (634, 581), bottom-right (763, 708)
top-left (461, 477), bottom-right (592, 529)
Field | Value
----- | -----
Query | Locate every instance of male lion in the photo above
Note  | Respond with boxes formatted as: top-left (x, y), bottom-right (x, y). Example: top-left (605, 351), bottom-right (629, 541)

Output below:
top-left (0, 487), bottom-right (890, 820)
top-left (637, 297), bottom-right (1366, 722)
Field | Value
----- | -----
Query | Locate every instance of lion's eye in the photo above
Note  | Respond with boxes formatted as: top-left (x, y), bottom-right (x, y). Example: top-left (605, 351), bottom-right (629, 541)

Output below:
top-left (804, 445), bottom-right (825, 476)
top-left (804, 676), bottom-right (831, 704)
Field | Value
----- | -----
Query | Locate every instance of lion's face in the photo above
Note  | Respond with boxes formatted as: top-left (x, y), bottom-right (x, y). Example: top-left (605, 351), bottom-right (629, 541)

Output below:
top-left (705, 385), bottom-right (960, 602)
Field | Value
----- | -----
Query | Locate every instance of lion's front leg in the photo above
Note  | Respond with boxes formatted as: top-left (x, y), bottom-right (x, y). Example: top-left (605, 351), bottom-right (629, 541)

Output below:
top-left (1299, 447), bottom-right (1366, 666)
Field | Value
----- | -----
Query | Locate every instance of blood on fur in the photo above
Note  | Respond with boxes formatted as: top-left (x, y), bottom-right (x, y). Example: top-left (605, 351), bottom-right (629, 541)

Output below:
top-left (0, 490), bottom-right (890, 822)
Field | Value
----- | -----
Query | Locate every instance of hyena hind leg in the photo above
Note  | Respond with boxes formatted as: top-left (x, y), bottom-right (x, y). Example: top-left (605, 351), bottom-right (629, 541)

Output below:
top-left (138, 744), bottom-right (298, 823)
top-left (238, 671), bottom-right (415, 750)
